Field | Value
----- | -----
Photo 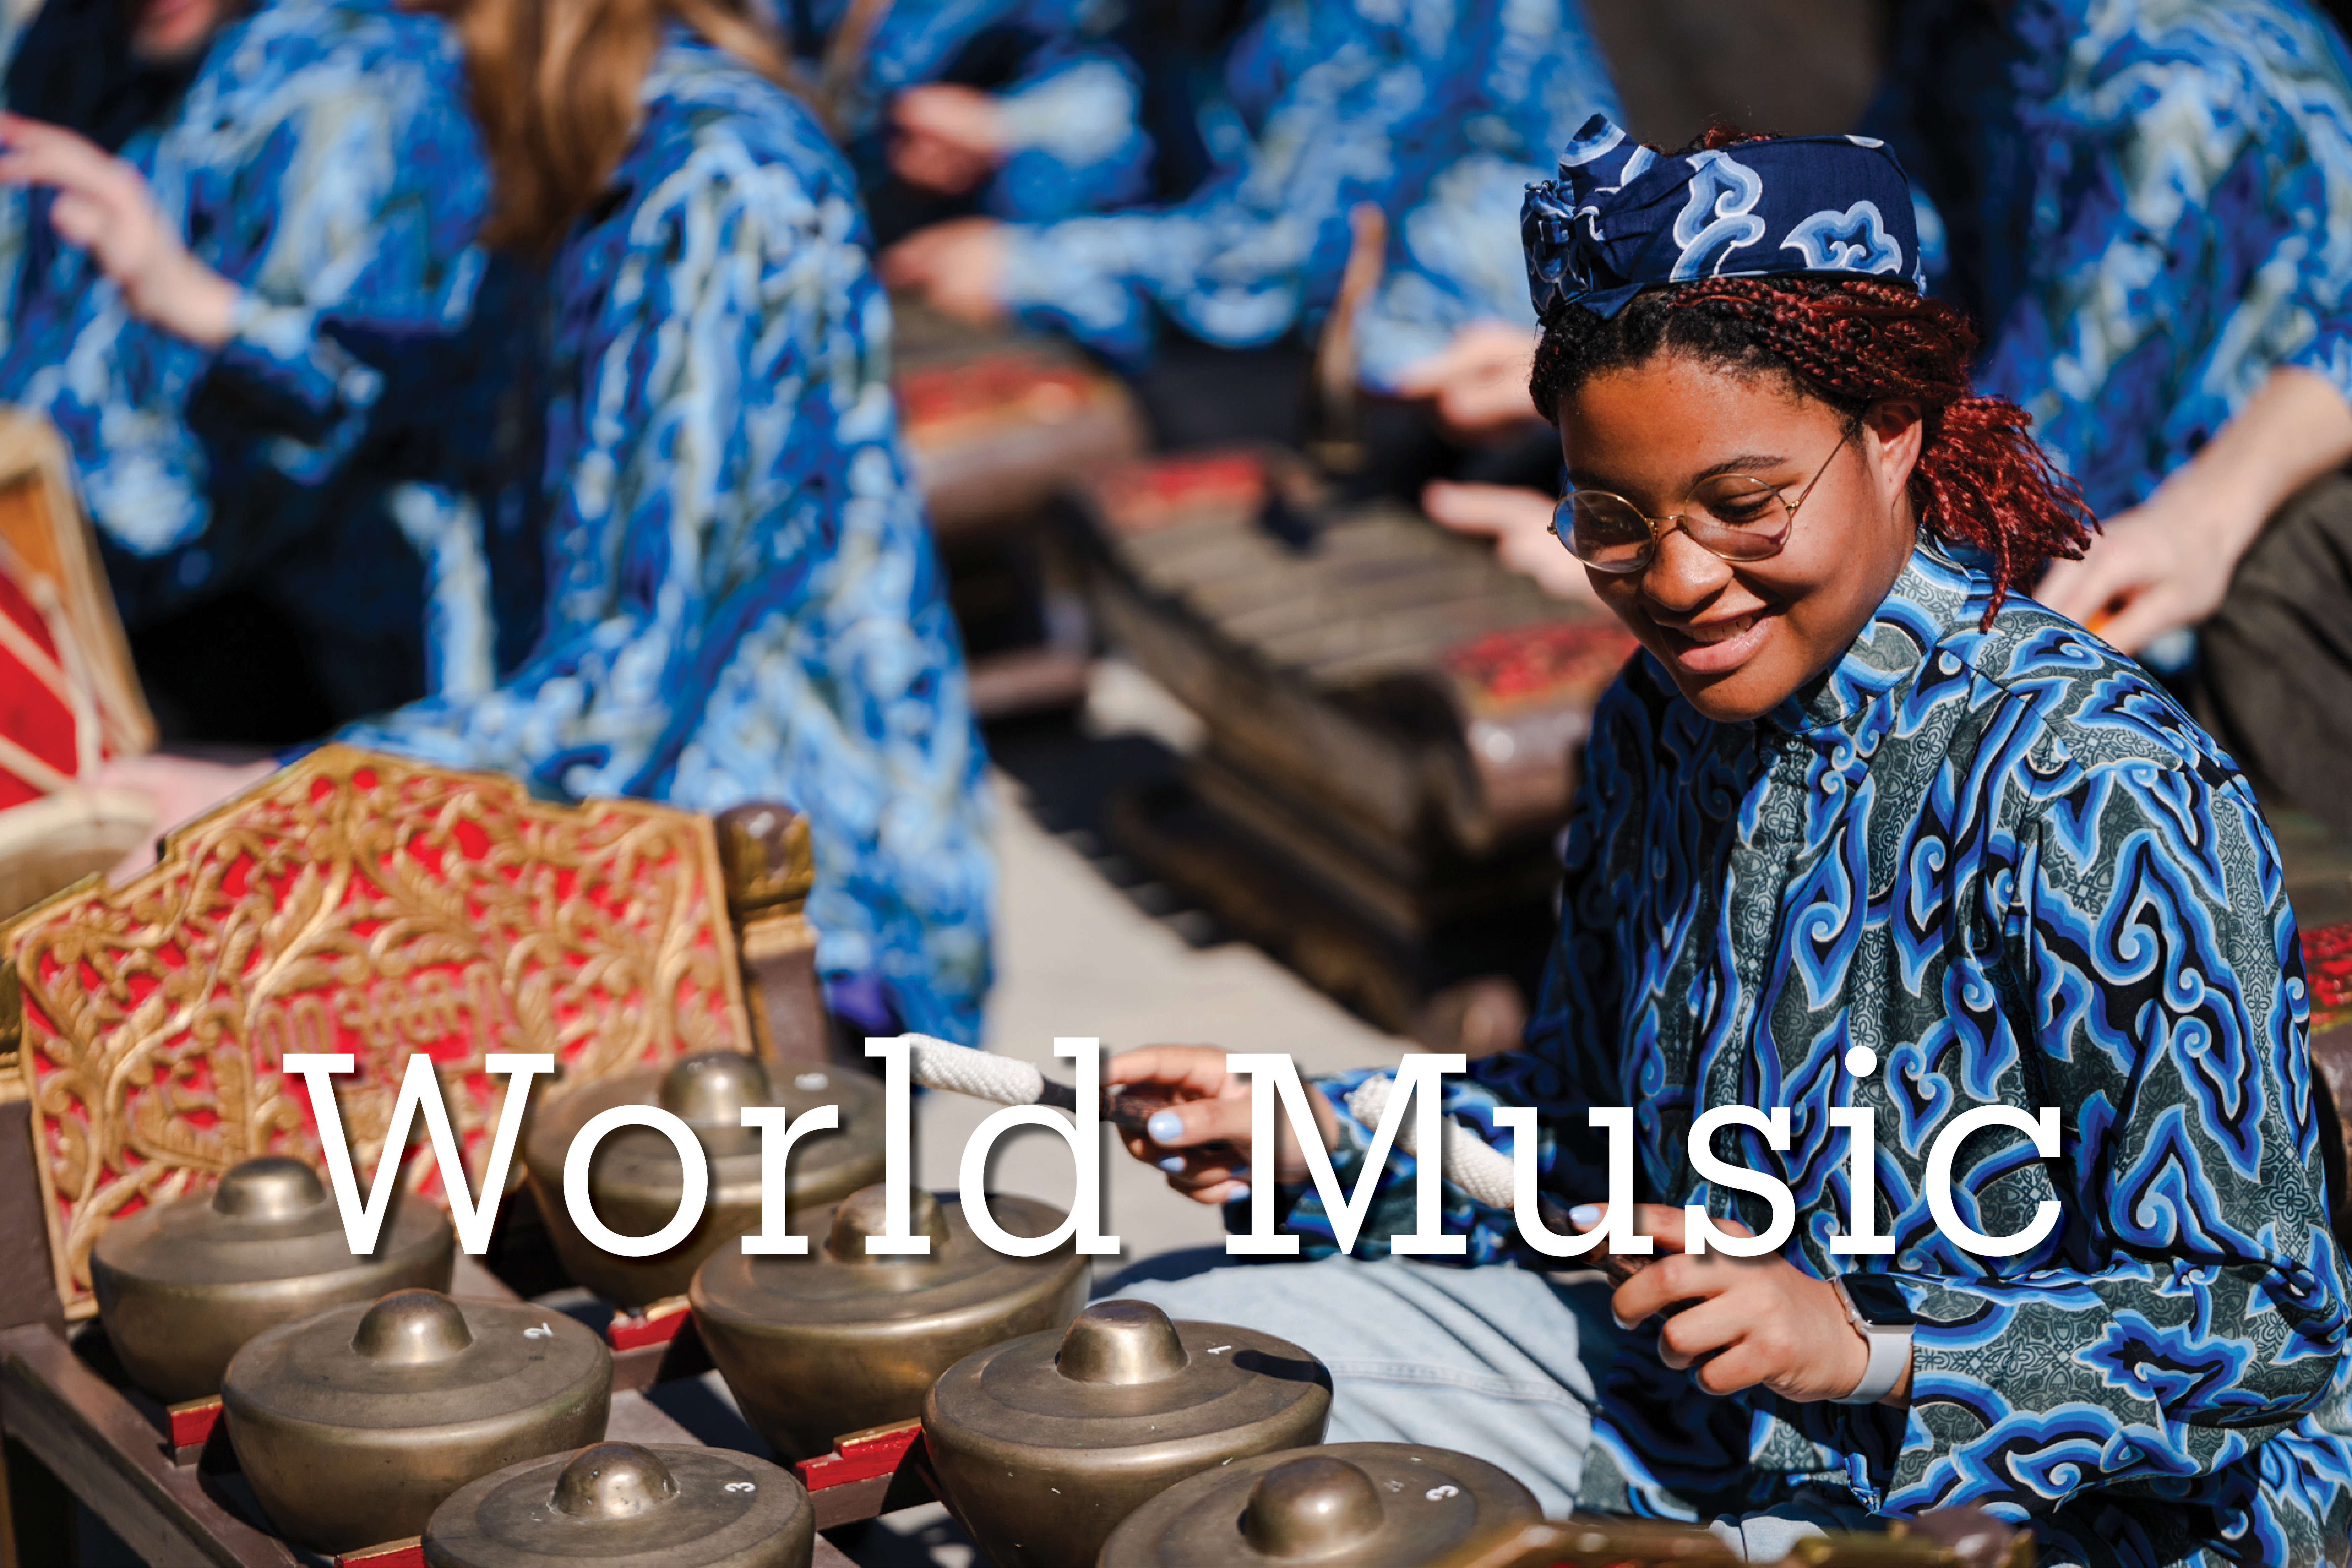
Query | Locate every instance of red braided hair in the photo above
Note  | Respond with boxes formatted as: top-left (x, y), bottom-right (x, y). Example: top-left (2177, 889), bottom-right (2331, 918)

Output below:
top-left (1528, 134), bottom-right (2094, 623)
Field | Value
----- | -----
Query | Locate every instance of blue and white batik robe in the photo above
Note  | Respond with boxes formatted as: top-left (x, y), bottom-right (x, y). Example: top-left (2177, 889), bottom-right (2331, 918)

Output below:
top-left (787, 0), bottom-right (1152, 223)
top-left (1871, 0), bottom-right (2352, 524)
top-left (0, 0), bottom-right (503, 717)
top-left (1302, 538), bottom-right (2352, 1563)
top-left (993, 0), bottom-right (1620, 387)
top-left (345, 36), bottom-right (995, 1046)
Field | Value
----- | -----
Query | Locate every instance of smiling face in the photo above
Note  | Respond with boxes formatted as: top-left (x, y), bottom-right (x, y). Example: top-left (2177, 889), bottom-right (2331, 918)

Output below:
top-left (1558, 353), bottom-right (1923, 723)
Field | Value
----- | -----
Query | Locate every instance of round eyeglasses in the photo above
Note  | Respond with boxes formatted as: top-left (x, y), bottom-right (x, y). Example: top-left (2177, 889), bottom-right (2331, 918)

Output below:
top-left (1550, 421), bottom-right (1859, 575)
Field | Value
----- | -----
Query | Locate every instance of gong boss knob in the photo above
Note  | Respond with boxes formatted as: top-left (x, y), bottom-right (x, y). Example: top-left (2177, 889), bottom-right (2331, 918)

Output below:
top-left (424, 1441), bottom-right (815, 1566)
top-left (1098, 1442), bottom-right (1543, 1565)
top-left (223, 1288), bottom-right (612, 1553)
top-left (923, 1299), bottom-right (1332, 1567)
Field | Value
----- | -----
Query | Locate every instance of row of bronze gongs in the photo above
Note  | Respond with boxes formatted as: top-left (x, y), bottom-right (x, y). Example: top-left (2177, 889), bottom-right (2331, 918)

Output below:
top-left (419, 1433), bottom-right (1541, 1566)
top-left (101, 1207), bottom-right (1530, 1563)
top-left (88, 1051), bottom-right (878, 1407)
top-left (85, 1052), bottom-right (1546, 1563)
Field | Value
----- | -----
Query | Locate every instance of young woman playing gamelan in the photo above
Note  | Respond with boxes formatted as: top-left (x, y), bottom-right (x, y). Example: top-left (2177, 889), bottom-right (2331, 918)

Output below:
top-left (1104, 121), bottom-right (2351, 1563)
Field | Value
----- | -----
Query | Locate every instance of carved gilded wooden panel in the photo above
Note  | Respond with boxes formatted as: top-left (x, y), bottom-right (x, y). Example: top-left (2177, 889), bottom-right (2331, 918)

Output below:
top-left (2, 745), bottom-right (752, 1315)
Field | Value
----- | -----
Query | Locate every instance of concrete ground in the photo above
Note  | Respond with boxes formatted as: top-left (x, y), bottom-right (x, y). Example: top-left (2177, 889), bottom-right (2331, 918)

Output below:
top-left (918, 658), bottom-right (1413, 1267)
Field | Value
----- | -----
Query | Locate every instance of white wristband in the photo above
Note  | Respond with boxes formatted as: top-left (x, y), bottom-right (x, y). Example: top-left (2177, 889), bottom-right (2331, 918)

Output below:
top-left (1832, 1275), bottom-right (1912, 1405)
top-left (1836, 1322), bottom-right (1912, 1404)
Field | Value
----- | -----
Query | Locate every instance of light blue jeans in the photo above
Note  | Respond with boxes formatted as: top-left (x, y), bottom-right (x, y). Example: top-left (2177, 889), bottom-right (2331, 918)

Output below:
top-left (1099, 1250), bottom-right (1874, 1562)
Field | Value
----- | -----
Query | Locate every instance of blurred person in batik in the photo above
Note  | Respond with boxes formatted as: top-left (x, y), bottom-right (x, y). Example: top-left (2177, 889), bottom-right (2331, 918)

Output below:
top-left (336, 0), bottom-right (996, 1044)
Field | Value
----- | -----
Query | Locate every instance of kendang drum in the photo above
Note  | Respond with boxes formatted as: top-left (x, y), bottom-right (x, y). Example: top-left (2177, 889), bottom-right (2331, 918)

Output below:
top-left (424, 1441), bottom-right (815, 1567)
top-left (90, 1155), bottom-right (455, 1402)
top-left (1098, 1443), bottom-right (1542, 1566)
top-left (524, 1050), bottom-right (885, 1307)
top-left (691, 1184), bottom-right (1088, 1461)
top-left (222, 1288), bottom-right (611, 1553)
top-left (923, 1298), bottom-right (1332, 1566)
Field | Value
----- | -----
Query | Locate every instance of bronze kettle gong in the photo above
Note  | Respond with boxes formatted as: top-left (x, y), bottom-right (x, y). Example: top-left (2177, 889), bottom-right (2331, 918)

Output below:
top-left (1098, 1442), bottom-right (1543, 1566)
top-left (423, 1441), bottom-right (816, 1567)
top-left (691, 1183), bottom-right (1088, 1461)
top-left (524, 1050), bottom-right (885, 1308)
top-left (923, 1298), bottom-right (1332, 1567)
top-left (90, 1155), bottom-right (455, 1402)
top-left (222, 1288), bottom-right (612, 1553)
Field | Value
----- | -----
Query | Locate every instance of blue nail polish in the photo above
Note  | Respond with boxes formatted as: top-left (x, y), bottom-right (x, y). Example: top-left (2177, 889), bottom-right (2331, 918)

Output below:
top-left (1157, 1155), bottom-right (1186, 1173)
top-left (1568, 1203), bottom-right (1602, 1229)
top-left (1227, 1183), bottom-right (1251, 1204)
top-left (1146, 1109), bottom-right (1184, 1143)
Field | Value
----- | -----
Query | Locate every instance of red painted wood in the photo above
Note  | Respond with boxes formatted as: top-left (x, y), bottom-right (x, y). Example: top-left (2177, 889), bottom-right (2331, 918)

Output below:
top-left (796, 1418), bottom-right (924, 1490)
top-left (164, 1395), bottom-right (221, 1452)
top-left (606, 1297), bottom-right (692, 1352)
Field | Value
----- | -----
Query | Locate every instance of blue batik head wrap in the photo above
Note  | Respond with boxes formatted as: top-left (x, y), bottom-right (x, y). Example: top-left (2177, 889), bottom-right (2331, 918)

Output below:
top-left (1522, 115), bottom-right (1925, 320)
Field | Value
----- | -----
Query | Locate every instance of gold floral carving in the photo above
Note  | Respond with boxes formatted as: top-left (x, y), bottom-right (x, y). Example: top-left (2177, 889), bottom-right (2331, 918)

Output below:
top-left (2, 745), bottom-right (752, 1316)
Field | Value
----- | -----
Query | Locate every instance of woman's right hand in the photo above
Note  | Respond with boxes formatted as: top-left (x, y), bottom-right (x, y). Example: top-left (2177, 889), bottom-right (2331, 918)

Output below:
top-left (1105, 1045), bottom-right (1340, 1206)
top-left (0, 114), bottom-right (239, 347)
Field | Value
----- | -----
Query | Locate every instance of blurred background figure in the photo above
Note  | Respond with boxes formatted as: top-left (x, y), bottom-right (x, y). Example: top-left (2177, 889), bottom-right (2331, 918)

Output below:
top-left (881, 0), bottom-right (1621, 502)
top-left (340, 0), bottom-right (995, 1045)
top-left (790, 0), bottom-right (1153, 240)
top-left (1875, 0), bottom-right (2352, 838)
top-left (0, 0), bottom-right (504, 815)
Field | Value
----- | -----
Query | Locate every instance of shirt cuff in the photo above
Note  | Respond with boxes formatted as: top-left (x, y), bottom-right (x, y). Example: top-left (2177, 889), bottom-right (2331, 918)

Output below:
top-left (213, 294), bottom-right (385, 428)
top-left (993, 58), bottom-right (1140, 166)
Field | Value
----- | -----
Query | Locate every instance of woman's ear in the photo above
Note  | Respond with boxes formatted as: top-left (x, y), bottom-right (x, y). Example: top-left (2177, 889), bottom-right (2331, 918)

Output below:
top-left (1863, 399), bottom-right (1924, 510)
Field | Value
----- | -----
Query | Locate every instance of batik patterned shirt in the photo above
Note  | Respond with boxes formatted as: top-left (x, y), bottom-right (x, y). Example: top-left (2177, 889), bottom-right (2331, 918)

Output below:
top-left (1872, 0), bottom-right (2352, 521)
top-left (788, 0), bottom-right (1151, 222)
top-left (343, 37), bottom-right (994, 1044)
top-left (1297, 540), bottom-right (2352, 1564)
top-left (994, 0), bottom-right (1619, 386)
top-left (0, 0), bottom-right (495, 715)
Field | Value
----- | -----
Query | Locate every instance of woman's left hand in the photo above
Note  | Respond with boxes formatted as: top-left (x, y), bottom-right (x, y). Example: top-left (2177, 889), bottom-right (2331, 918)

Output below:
top-left (2034, 484), bottom-right (2254, 655)
top-left (1589, 1203), bottom-right (1904, 1406)
top-left (0, 113), bottom-right (239, 347)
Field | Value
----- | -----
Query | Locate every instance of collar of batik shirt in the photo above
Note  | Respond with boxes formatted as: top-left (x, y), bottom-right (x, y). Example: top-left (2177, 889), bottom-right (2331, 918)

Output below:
top-left (1763, 532), bottom-right (1994, 782)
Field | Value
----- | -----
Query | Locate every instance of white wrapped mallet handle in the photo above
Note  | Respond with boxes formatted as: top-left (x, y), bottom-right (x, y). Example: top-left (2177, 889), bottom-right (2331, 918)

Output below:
top-left (1344, 1072), bottom-right (1654, 1291)
top-left (898, 1034), bottom-right (1239, 1150)
top-left (1344, 1073), bottom-right (1517, 1209)
top-left (901, 1032), bottom-right (1061, 1109)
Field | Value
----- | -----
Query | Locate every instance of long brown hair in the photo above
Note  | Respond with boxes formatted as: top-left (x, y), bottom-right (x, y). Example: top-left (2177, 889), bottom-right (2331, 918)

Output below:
top-left (439, 0), bottom-right (799, 254)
